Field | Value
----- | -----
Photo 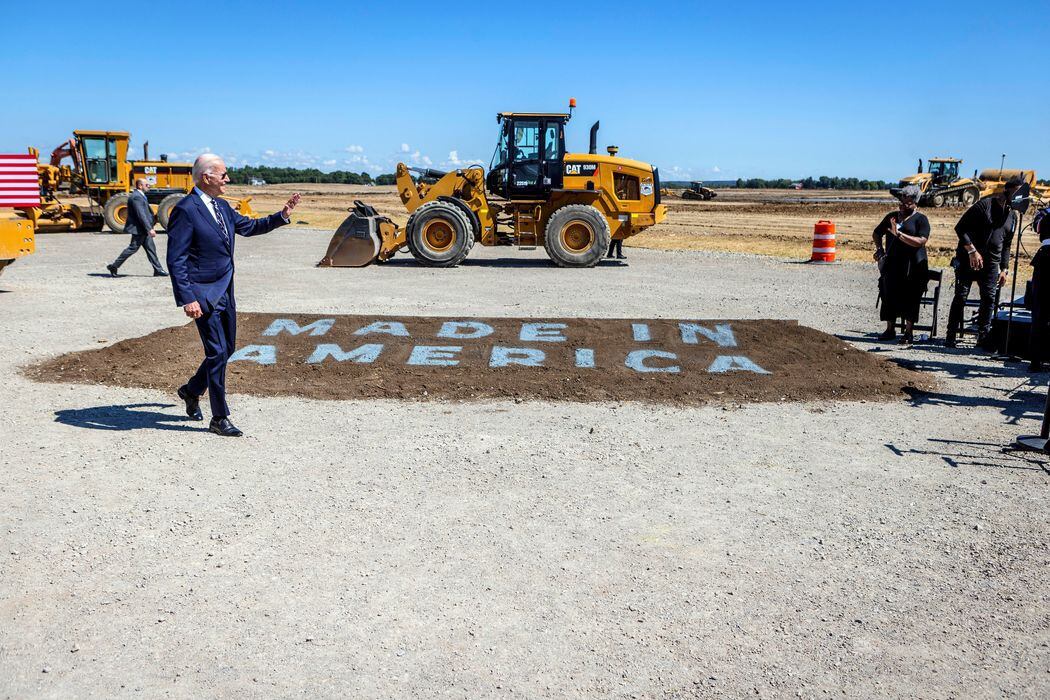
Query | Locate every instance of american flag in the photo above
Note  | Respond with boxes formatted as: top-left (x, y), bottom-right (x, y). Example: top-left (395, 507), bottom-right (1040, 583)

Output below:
top-left (0, 154), bottom-right (41, 208)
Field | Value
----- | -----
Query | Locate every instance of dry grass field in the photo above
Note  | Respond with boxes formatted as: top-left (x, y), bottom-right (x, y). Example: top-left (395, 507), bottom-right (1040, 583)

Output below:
top-left (227, 184), bottom-right (1039, 276)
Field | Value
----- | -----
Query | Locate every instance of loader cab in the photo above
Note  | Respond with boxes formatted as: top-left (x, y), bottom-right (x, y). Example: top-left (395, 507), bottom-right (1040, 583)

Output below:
top-left (74, 131), bottom-right (129, 188)
top-left (927, 159), bottom-right (960, 185)
top-left (487, 112), bottom-right (567, 199)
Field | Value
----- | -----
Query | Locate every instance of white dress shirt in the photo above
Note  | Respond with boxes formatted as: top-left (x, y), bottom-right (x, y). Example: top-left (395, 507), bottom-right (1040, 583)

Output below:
top-left (194, 186), bottom-right (222, 224)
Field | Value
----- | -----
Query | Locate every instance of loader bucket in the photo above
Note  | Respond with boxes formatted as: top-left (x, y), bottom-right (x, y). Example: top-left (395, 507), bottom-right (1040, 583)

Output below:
top-left (318, 201), bottom-right (383, 268)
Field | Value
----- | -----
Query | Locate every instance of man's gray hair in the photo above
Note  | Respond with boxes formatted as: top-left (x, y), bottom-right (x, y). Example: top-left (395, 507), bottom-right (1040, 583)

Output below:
top-left (192, 153), bottom-right (224, 183)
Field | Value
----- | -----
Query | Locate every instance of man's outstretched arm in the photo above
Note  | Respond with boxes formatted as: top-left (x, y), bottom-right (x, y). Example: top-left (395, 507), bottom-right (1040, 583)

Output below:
top-left (232, 193), bottom-right (301, 237)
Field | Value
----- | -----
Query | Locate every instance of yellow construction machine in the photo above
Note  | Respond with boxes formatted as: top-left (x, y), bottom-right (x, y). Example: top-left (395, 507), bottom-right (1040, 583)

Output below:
top-left (23, 130), bottom-right (253, 233)
top-left (0, 217), bottom-right (35, 277)
top-left (897, 157), bottom-right (983, 207)
top-left (680, 181), bottom-right (718, 201)
top-left (320, 101), bottom-right (667, 268)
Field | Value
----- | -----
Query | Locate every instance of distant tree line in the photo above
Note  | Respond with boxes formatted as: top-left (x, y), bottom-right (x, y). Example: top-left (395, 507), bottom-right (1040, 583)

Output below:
top-left (734, 176), bottom-right (893, 190)
top-left (228, 165), bottom-right (396, 186)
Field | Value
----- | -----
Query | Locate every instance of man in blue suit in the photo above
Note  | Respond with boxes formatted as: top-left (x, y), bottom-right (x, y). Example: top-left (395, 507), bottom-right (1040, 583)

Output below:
top-left (166, 153), bottom-right (301, 437)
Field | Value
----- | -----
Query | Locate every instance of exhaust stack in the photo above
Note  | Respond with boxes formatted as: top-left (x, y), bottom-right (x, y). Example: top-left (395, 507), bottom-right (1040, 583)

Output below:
top-left (588, 121), bottom-right (600, 155)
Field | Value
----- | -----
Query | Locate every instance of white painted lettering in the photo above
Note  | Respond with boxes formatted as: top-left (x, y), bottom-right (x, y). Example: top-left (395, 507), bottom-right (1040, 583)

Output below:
top-left (625, 350), bottom-right (680, 373)
top-left (520, 322), bottom-right (567, 342)
top-left (437, 321), bottom-right (494, 339)
top-left (307, 343), bottom-right (384, 364)
top-left (353, 321), bottom-right (410, 337)
top-left (679, 322), bottom-right (737, 347)
top-left (490, 346), bottom-right (546, 367)
top-left (408, 345), bottom-right (462, 366)
top-left (575, 348), bottom-right (595, 368)
top-left (707, 355), bottom-right (771, 374)
top-left (631, 323), bottom-right (651, 342)
top-left (228, 344), bottom-right (276, 365)
top-left (262, 318), bottom-right (335, 337)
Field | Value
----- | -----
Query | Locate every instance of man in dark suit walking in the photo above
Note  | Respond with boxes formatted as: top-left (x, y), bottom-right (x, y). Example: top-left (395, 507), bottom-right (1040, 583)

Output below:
top-left (107, 179), bottom-right (167, 277)
top-left (167, 154), bottom-right (300, 437)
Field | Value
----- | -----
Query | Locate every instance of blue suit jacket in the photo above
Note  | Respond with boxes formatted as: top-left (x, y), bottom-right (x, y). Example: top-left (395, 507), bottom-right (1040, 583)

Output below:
top-left (166, 190), bottom-right (287, 310)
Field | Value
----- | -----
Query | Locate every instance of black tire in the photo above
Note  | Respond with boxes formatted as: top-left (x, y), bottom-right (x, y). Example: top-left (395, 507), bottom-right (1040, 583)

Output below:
top-left (961, 188), bottom-right (979, 207)
top-left (103, 193), bottom-right (131, 233)
top-left (0, 260), bottom-right (11, 277)
top-left (542, 204), bottom-right (611, 268)
top-left (157, 193), bottom-right (186, 230)
top-left (931, 193), bottom-right (945, 208)
top-left (437, 196), bottom-right (480, 246)
top-left (405, 201), bottom-right (473, 267)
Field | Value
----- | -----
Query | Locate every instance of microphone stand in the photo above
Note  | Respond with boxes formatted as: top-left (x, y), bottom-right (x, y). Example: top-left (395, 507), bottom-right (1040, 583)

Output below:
top-left (1014, 379), bottom-right (1050, 453)
top-left (996, 210), bottom-right (1027, 362)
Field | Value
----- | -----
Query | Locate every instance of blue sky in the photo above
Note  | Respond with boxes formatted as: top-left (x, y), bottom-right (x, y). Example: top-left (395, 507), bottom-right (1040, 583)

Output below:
top-left (2, 1), bottom-right (1047, 181)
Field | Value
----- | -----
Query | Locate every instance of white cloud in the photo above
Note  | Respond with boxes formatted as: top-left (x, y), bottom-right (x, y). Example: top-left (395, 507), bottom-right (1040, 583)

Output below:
top-left (345, 145), bottom-right (364, 153)
top-left (400, 143), bottom-right (410, 153)
top-left (711, 166), bottom-right (722, 174)
top-left (442, 149), bottom-right (483, 169)
top-left (263, 149), bottom-right (276, 157)
top-left (323, 159), bottom-right (337, 166)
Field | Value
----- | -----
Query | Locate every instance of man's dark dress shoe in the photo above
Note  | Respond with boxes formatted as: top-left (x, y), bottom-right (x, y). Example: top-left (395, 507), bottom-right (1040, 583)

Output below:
top-left (177, 385), bottom-right (203, 420)
top-left (106, 264), bottom-right (118, 277)
top-left (877, 329), bottom-right (897, 341)
top-left (154, 270), bottom-right (169, 277)
top-left (210, 417), bottom-right (243, 437)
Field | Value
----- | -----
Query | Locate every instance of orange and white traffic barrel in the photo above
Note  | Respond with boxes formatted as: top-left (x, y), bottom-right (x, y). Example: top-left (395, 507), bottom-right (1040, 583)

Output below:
top-left (809, 220), bottom-right (836, 263)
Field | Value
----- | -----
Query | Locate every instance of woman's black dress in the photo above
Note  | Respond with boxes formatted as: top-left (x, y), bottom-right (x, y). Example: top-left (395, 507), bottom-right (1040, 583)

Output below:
top-left (875, 210), bottom-right (931, 323)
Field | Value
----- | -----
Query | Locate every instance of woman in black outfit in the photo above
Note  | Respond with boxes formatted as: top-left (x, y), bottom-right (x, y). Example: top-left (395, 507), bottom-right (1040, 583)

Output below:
top-left (872, 185), bottom-right (931, 344)
top-left (1029, 208), bottom-right (1050, 372)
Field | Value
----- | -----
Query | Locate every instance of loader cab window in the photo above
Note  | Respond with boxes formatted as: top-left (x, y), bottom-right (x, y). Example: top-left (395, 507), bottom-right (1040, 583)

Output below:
top-left (490, 127), bottom-right (509, 171)
top-left (513, 120), bottom-right (539, 163)
top-left (82, 136), bottom-right (119, 185)
top-left (544, 123), bottom-right (559, 160)
top-left (928, 161), bottom-right (958, 180)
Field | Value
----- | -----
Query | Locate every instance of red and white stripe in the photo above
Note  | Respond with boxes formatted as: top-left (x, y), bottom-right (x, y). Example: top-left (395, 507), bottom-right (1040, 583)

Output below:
top-left (0, 154), bottom-right (41, 208)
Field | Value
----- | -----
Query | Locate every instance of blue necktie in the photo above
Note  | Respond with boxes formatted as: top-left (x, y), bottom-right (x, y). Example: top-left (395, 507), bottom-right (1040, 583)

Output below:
top-left (211, 199), bottom-right (229, 244)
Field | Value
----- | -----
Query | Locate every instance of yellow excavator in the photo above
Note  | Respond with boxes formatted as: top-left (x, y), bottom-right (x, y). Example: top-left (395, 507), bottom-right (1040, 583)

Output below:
top-left (23, 130), bottom-right (253, 233)
top-left (320, 100), bottom-right (667, 268)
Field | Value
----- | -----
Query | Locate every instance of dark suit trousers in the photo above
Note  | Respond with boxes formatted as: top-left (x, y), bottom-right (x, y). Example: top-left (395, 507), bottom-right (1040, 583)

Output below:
top-left (112, 233), bottom-right (165, 273)
top-left (186, 288), bottom-right (236, 418)
top-left (947, 259), bottom-right (999, 339)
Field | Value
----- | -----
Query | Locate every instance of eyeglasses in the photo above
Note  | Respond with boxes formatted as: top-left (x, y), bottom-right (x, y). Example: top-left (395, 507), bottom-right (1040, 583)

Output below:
top-left (208, 171), bottom-right (230, 182)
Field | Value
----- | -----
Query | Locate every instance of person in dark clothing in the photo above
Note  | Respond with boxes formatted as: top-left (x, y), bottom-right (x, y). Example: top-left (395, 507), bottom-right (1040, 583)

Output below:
top-left (1029, 207), bottom-right (1050, 372)
top-left (607, 238), bottom-right (625, 259)
top-left (107, 179), bottom-right (167, 277)
top-left (873, 185), bottom-right (930, 344)
top-left (944, 177), bottom-right (1023, 349)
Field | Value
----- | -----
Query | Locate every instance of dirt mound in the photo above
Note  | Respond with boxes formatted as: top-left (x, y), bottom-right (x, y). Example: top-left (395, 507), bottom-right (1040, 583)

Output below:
top-left (26, 314), bottom-right (930, 405)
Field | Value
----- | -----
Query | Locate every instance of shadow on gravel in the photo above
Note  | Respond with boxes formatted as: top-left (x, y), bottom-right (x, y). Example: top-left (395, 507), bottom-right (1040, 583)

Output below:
top-left (901, 385), bottom-right (1044, 425)
top-left (885, 437), bottom-right (1049, 474)
top-left (54, 403), bottom-right (206, 432)
top-left (378, 257), bottom-right (628, 269)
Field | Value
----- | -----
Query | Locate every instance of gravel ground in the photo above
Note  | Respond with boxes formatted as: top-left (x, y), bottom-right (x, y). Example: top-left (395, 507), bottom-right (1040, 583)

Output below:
top-left (1, 230), bottom-right (1048, 698)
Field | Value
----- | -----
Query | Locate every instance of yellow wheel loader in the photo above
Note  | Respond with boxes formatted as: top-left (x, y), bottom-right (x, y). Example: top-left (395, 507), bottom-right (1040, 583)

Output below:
top-left (320, 101), bottom-right (667, 268)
